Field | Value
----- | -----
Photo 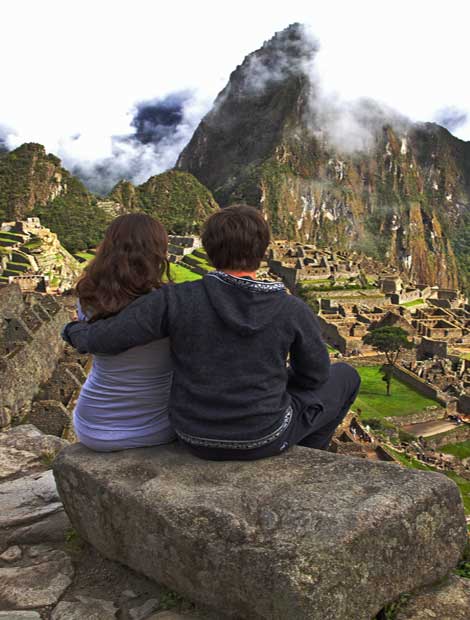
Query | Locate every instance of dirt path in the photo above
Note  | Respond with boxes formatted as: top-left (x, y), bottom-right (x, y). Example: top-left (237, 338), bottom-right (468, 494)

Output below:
top-left (402, 419), bottom-right (457, 437)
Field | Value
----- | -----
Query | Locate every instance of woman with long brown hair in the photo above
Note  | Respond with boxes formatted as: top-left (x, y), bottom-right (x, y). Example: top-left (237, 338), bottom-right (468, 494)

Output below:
top-left (73, 213), bottom-right (175, 451)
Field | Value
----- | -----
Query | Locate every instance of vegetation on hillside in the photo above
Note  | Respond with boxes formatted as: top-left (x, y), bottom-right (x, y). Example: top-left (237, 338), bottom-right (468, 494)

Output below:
top-left (0, 143), bottom-right (63, 221)
top-left (33, 175), bottom-right (112, 253)
top-left (440, 440), bottom-right (470, 460)
top-left (168, 263), bottom-right (202, 283)
top-left (110, 171), bottom-right (219, 235)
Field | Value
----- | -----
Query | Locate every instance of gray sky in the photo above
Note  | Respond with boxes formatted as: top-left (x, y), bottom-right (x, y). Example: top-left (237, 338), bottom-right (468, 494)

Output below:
top-left (1, 0), bottom-right (469, 189)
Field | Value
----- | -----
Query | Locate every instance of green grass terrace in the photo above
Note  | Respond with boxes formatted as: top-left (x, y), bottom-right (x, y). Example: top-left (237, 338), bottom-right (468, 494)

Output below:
top-left (354, 366), bottom-right (438, 420)
top-left (441, 440), bottom-right (470, 460)
top-left (400, 298), bottom-right (426, 308)
top-left (168, 263), bottom-right (202, 283)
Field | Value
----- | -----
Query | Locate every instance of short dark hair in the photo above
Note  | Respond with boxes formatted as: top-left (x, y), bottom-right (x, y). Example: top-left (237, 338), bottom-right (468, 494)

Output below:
top-left (202, 205), bottom-right (270, 271)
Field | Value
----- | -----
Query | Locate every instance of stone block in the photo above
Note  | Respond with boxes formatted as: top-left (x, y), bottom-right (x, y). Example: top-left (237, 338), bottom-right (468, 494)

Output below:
top-left (53, 444), bottom-right (467, 620)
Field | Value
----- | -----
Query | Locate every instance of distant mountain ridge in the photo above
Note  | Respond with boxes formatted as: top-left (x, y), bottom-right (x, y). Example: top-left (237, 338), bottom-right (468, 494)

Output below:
top-left (177, 23), bottom-right (470, 289)
top-left (0, 144), bottom-right (218, 251)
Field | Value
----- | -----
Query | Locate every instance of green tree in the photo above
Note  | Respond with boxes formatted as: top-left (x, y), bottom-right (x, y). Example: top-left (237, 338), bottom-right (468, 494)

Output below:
top-left (362, 327), bottom-right (414, 396)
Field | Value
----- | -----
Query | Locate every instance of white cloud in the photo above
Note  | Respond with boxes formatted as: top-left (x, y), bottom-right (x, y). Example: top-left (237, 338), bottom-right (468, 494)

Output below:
top-left (1, 0), bottom-right (469, 190)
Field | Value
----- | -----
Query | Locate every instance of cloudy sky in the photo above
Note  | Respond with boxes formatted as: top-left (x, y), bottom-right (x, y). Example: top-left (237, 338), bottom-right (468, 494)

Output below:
top-left (1, 0), bottom-right (469, 193)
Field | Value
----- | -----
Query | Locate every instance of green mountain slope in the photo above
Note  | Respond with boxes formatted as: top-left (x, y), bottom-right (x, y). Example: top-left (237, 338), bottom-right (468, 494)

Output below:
top-left (109, 170), bottom-right (219, 234)
top-left (0, 143), bottom-right (112, 252)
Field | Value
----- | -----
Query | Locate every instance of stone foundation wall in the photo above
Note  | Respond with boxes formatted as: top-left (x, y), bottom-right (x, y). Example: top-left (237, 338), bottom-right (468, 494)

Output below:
top-left (390, 364), bottom-right (448, 406)
top-left (425, 425), bottom-right (470, 449)
top-left (0, 286), bottom-right (70, 428)
top-left (0, 284), bottom-right (24, 321)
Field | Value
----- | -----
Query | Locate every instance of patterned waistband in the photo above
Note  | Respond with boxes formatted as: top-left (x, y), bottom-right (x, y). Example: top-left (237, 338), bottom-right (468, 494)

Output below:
top-left (175, 406), bottom-right (293, 451)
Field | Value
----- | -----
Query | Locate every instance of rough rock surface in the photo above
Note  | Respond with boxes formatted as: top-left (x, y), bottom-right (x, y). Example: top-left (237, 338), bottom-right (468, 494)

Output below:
top-left (128, 599), bottom-right (161, 620)
top-left (0, 470), bottom-right (63, 529)
top-left (50, 596), bottom-right (117, 619)
top-left (0, 544), bottom-right (74, 609)
top-left (396, 575), bottom-right (470, 620)
top-left (0, 425), bottom-right (67, 480)
top-left (7, 510), bottom-right (71, 547)
top-left (0, 612), bottom-right (41, 619)
top-left (54, 443), bottom-right (467, 620)
top-left (148, 614), bottom-right (200, 620)
top-left (0, 469), bottom-right (67, 550)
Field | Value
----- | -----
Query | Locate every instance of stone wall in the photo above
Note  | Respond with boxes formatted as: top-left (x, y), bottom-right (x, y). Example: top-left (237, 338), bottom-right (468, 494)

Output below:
top-left (458, 394), bottom-right (470, 415)
top-left (0, 284), bottom-right (24, 322)
top-left (0, 286), bottom-right (70, 428)
top-left (267, 260), bottom-right (298, 291)
top-left (317, 316), bottom-right (347, 353)
top-left (417, 337), bottom-right (448, 360)
top-left (390, 364), bottom-right (448, 406)
top-left (425, 424), bottom-right (470, 449)
top-left (386, 407), bottom-right (447, 427)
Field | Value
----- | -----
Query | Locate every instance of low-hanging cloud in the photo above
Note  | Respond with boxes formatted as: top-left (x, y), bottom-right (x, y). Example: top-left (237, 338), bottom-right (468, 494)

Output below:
top-left (211, 23), bottom-right (411, 155)
top-left (308, 94), bottom-right (410, 154)
top-left (63, 92), bottom-right (211, 195)
top-left (0, 125), bottom-right (15, 152)
top-left (130, 92), bottom-right (191, 145)
top-left (434, 106), bottom-right (468, 133)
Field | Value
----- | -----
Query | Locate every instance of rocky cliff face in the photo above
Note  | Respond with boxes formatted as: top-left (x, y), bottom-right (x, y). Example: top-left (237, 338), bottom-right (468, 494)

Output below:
top-left (0, 143), bottom-right (74, 221)
top-left (109, 170), bottom-right (219, 234)
top-left (177, 24), bottom-right (470, 288)
top-left (0, 144), bottom-right (113, 253)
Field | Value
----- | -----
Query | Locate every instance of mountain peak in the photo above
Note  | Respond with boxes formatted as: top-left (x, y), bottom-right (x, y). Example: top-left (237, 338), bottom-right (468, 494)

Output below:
top-left (176, 27), bottom-right (470, 290)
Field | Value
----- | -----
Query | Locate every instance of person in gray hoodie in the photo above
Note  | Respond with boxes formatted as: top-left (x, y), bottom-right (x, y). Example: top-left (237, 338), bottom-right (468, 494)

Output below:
top-left (63, 205), bottom-right (360, 460)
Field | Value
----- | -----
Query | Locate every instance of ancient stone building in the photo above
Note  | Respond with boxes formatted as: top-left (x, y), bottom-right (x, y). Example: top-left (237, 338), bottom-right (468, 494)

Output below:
top-left (0, 284), bottom-right (82, 431)
top-left (0, 218), bottom-right (80, 291)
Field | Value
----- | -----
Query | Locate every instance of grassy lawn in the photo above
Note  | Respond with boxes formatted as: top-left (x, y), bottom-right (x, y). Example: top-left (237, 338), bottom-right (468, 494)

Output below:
top-left (74, 251), bottom-right (95, 261)
top-left (441, 440), bottom-right (470, 460)
top-left (188, 253), bottom-right (212, 271)
top-left (401, 298), bottom-right (425, 308)
top-left (354, 366), bottom-right (438, 419)
top-left (168, 263), bottom-right (202, 283)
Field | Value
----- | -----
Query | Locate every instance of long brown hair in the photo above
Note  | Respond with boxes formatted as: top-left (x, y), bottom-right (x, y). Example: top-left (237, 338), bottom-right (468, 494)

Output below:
top-left (76, 213), bottom-right (170, 320)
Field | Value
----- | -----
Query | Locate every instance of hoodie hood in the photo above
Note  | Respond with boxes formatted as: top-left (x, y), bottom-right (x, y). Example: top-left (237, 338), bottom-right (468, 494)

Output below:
top-left (203, 271), bottom-right (289, 336)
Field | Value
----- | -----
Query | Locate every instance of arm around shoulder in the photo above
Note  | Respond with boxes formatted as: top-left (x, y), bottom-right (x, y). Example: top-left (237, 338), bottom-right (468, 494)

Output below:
top-left (63, 287), bottom-right (170, 355)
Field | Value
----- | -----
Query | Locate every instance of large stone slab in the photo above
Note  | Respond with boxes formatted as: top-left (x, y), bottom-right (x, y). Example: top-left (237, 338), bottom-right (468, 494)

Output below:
top-left (0, 545), bottom-right (74, 609)
top-left (51, 596), bottom-right (117, 620)
top-left (0, 469), bottom-right (66, 549)
top-left (0, 470), bottom-right (63, 530)
top-left (53, 444), bottom-right (467, 620)
top-left (0, 424), bottom-right (68, 480)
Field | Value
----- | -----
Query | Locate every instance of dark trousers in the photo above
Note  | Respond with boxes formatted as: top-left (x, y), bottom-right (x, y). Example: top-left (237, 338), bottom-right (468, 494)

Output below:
top-left (184, 363), bottom-right (361, 461)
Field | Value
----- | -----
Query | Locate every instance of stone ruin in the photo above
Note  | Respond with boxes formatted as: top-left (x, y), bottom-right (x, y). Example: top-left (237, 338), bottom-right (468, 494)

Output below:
top-left (0, 283), bottom-right (86, 436)
top-left (0, 217), bottom-right (80, 292)
top-left (267, 241), bottom-right (369, 292)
